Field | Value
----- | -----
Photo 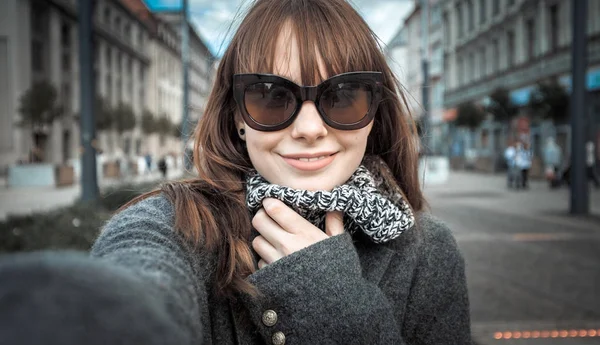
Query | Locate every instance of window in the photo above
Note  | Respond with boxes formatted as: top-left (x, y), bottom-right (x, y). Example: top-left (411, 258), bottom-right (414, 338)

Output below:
top-left (31, 40), bottom-right (44, 72)
top-left (105, 46), bottom-right (111, 69)
top-left (549, 4), bottom-right (559, 51)
top-left (479, 0), bottom-right (487, 24)
top-left (124, 24), bottom-right (131, 42)
top-left (469, 52), bottom-right (475, 82)
top-left (458, 56), bottom-right (464, 86)
top-left (492, 38), bottom-right (499, 71)
top-left (443, 12), bottom-right (450, 45)
top-left (61, 22), bottom-right (70, 47)
top-left (526, 18), bottom-right (535, 59)
top-left (431, 4), bottom-right (441, 26)
top-left (62, 53), bottom-right (70, 71)
top-left (104, 7), bottom-right (111, 24)
top-left (114, 16), bottom-right (121, 34)
top-left (480, 46), bottom-right (486, 78)
top-left (493, 0), bottom-right (500, 15)
top-left (467, 0), bottom-right (474, 31)
top-left (507, 30), bottom-right (515, 66)
top-left (456, 2), bottom-right (463, 38)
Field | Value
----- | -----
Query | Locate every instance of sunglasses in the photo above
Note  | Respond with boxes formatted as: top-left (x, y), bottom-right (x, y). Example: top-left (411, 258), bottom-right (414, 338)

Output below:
top-left (233, 71), bottom-right (383, 131)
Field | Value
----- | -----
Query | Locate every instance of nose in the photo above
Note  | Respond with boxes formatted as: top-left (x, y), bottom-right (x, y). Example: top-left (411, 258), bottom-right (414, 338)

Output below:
top-left (290, 101), bottom-right (328, 142)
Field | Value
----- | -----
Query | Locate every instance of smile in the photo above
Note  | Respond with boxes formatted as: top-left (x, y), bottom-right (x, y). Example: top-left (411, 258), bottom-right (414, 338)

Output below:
top-left (280, 152), bottom-right (337, 171)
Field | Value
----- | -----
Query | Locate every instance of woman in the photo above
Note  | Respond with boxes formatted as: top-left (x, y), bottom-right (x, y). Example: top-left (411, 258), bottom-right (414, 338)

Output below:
top-left (92, 0), bottom-right (471, 344)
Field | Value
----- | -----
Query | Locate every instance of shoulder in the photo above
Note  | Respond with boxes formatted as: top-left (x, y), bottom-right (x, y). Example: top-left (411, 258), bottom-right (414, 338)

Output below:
top-left (92, 194), bottom-right (179, 255)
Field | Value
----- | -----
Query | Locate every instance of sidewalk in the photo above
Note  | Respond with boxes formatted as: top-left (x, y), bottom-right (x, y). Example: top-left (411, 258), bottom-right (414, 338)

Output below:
top-left (0, 169), bottom-right (184, 221)
top-left (423, 171), bottom-right (600, 228)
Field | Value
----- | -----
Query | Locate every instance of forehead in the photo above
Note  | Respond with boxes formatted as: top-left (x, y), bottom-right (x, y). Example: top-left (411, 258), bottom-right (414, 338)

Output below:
top-left (271, 22), bottom-right (328, 86)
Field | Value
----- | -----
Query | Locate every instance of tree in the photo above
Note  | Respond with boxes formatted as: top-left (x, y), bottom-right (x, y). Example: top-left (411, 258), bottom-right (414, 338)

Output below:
top-left (486, 88), bottom-right (518, 123)
top-left (17, 81), bottom-right (64, 161)
top-left (455, 101), bottom-right (485, 130)
top-left (528, 80), bottom-right (569, 124)
top-left (114, 102), bottom-right (136, 134)
top-left (95, 96), bottom-right (114, 131)
top-left (18, 81), bottom-right (64, 130)
top-left (156, 116), bottom-right (174, 138)
top-left (141, 110), bottom-right (159, 134)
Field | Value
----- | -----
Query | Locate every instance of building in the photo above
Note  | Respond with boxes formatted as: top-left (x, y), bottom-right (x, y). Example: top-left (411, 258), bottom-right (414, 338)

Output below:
top-left (387, 0), bottom-right (447, 155)
top-left (154, 12), bottom-right (214, 126)
top-left (122, 0), bottom-right (184, 157)
top-left (441, 0), bottom-right (600, 169)
top-left (0, 0), bottom-right (151, 174)
top-left (0, 0), bottom-right (214, 178)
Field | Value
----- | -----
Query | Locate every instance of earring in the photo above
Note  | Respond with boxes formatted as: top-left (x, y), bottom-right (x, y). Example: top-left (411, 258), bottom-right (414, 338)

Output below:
top-left (239, 128), bottom-right (245, 136)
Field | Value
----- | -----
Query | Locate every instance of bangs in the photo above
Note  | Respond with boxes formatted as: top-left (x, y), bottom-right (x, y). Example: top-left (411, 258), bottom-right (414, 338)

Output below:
top-left (231, 0), bottom-right (382, 85)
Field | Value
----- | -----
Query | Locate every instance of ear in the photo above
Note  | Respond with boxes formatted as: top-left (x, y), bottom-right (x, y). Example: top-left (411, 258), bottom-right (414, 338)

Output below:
top-left (234, 112), bottom-right (246, 141)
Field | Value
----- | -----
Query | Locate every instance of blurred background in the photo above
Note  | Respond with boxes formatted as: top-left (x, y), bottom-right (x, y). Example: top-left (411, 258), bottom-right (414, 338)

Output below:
top-left (0, 0), bottom-right (599, 344)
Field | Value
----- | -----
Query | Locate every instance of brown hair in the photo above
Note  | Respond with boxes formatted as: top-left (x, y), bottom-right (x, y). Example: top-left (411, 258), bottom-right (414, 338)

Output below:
top-left (129, 0), bottom-right (424, 299)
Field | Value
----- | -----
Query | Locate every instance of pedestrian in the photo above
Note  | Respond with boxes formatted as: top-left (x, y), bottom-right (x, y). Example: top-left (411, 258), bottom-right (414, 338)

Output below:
top-left (515, 142), bottom-right (532, 190)
top-left (0, 1), bottom-right (471, 344)
top-left (157, 156), bottom-right (168, 179)
top-left (586, 140), bottom-right (600, 188)
top-left (543, 137), bottom-right (562, 188)
top-left (144, 152), bottom-right (152, 174)
top-left (504, 141), bottom-right (518, 188)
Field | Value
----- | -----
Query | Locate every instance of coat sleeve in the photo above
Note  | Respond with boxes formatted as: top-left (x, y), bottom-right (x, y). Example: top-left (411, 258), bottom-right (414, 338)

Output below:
top-left (239, 232), bottom-right (407, 345)
top-left (401, 216), bottom-right (472, 345)
top-left (90, 196), bottom-right (206, 345)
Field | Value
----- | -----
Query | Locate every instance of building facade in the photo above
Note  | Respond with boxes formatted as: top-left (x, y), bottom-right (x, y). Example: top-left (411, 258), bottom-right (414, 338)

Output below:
top-left (0, 0), bottom-right (214, 177)
top-left (441, 0), bottom-right (600, 165)
top-left (155, 12), bottom-right (214, 126)
top-left (387, 0), bottom-right (447, 155)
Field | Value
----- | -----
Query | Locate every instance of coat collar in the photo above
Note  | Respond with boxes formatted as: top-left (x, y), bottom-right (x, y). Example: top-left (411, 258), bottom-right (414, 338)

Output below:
top-left (353, 233), bottom-right (396, 285)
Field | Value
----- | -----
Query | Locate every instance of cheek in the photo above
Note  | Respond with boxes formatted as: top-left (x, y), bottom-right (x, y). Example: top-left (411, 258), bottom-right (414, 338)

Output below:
top-left (338, 124), bottom-right (372, 152)
top-left (245, 131), bottom-right (281, 163)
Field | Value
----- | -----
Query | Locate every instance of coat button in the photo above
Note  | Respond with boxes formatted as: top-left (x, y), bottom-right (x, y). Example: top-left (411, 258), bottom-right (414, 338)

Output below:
top-left (262, 310), bottom-right (278, 327)
top-left (272, 331), bottom-right (286, 345)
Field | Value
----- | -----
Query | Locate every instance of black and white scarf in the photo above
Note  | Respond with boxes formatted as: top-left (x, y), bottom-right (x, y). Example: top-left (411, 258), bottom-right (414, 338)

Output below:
top-left (245, 157), bottom-right (415, 243)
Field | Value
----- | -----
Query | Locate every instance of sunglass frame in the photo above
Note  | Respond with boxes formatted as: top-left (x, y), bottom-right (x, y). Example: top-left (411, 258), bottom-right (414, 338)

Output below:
top-left (232, 71), bottom-right (384, 131)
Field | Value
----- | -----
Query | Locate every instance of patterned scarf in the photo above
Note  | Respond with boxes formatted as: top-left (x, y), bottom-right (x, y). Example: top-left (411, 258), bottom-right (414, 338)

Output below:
top-left (245, 156), bottom-right (415, 243)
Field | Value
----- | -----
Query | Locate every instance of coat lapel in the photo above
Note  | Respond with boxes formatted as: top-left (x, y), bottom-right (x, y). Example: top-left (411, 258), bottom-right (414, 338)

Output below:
top-left (353, 236), bottom-right (395, 285)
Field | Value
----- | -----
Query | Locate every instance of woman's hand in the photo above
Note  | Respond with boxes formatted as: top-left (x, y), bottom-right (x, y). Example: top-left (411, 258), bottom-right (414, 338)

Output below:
top-left (252, 198), bottom-right (344, 269)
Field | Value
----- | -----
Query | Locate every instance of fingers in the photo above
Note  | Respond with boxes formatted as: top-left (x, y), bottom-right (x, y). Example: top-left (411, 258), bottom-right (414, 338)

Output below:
top-left (258, 259), bottom-right (268, 269)
top-left (252, 208), bottom-right (289, 246)
top-left (261, 198), bottom-right (311, 234)
top-left (325, 211), bottom-right (344, 237)
top-left (251, 235), bottom-right (280, 265)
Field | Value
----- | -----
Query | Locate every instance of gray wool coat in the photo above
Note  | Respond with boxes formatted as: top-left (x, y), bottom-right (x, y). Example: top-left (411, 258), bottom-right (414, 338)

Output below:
top-left (90, 195), bottom-right (471, 345)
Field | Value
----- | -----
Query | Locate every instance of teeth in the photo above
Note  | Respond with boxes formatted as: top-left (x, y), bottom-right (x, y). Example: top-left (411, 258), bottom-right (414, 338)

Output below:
top-left (297, 156), bottom-right (327, 162)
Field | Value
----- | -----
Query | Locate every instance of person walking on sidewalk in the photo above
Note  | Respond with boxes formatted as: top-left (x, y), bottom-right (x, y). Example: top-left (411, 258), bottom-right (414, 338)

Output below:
top-left (0, 1), bottom-right (471, 344)
top-left (586, 141), bottom-right (600, 188)
top-left (543, 137), bottom-right (562, 189)
top-left (504, 141), bottom-right (518, 189)
top-left (515, 142), bottom-right (532, 190)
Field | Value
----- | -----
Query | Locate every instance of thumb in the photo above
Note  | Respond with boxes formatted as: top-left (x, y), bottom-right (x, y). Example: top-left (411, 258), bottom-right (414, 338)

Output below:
top-left (325, 211), bottom-right (344, 237)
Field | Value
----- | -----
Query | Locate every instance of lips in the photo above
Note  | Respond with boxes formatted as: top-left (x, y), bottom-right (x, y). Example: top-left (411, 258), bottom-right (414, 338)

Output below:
top-left (280, 152), bottom-right (337, 171)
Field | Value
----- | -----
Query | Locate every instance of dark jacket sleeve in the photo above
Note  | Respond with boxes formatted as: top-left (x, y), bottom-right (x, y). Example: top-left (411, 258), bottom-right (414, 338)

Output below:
top-left (401, 214), bottom-right (472, 345)
top-left (90, 196), bottom-right (206, 345)
top-left (239, 232), bottom-right (407, 344)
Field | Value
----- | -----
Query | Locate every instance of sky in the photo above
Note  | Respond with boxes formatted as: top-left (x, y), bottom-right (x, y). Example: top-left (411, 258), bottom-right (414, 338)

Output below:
top-left (143, 0), bottom-right (414, 57)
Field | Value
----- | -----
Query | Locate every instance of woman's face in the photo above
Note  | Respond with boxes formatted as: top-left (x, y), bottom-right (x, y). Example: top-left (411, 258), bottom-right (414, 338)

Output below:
top-left (237, 26), bottom-right (373, 191)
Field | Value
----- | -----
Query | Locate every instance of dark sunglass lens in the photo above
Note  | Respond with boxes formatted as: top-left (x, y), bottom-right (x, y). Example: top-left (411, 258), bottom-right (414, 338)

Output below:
top-left (244, 83), bottom-right (296, 126)
top-left (321, 82), bottom-right (372, 125)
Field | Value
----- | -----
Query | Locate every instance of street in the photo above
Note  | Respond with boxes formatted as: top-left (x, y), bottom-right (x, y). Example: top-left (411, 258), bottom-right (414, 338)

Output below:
top-left (425, 172), bottom-right (600, 345)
